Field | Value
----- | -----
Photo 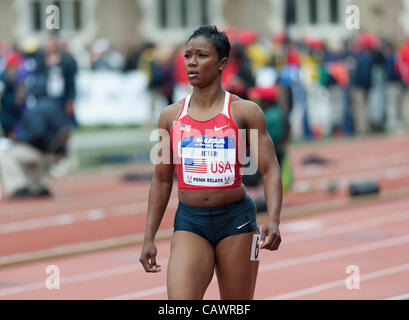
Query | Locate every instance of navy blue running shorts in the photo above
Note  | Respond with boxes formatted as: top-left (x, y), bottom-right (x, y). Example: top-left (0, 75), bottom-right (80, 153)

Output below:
top-left (174, 194), bottom-right (259, 247)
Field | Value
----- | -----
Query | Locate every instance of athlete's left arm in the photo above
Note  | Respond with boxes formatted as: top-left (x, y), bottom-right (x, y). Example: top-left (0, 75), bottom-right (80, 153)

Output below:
top-left (242, 100), bottom-right (282, 251)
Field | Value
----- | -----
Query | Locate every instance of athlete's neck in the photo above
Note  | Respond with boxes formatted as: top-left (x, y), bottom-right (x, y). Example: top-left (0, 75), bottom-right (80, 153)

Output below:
top-left (191, 83), bottom-right (225, 110)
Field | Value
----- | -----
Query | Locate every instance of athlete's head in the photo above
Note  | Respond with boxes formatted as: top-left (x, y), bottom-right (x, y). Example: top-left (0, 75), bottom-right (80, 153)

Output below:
top-left (188, 25), bottom-right (230, 60)
top-left (185, 25), bottom-right (230, 88)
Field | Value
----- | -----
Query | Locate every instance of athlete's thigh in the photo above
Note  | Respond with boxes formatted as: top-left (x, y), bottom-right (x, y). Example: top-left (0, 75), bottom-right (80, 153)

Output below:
top-left (215, 231), bottom-right (260, 300)
top-left (167, 230), bottom-right (215, 300)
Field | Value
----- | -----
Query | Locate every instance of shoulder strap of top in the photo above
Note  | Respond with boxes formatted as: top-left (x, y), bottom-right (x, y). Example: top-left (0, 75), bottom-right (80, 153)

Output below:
top-left (221, 91), bottom-right (231, 118)
top-left (178, 92), bottom-right (230, 120)
top-left (177, 93), bottom-right (192, 120)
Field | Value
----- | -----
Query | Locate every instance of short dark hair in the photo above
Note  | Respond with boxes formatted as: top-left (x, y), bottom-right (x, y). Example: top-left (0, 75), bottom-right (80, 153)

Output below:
top-left (187, 25), bottom-right (230, 60)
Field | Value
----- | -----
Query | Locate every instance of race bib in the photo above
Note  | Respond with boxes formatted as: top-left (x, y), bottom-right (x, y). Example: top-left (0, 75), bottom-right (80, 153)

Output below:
top-left (250, 234), bottom-right (261, 261)
top-left (181, 136), bottom-right (236, 187)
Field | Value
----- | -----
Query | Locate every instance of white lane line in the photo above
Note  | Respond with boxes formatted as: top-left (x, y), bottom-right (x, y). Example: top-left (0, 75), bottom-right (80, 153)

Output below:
top-left (2, 211), bottom-right (409, 299)
top-left (0, 209), bottom-right (105, 234)
top-left (87, 209), bottom-right (106, 221)
top-left (0, 258), bottom-right (168, 298)
top-left (298, 153), bottom-right (409, 178)
top-left (112, 198), bottom-right (179, 217)
top-left (280, 220), bottom-right (324, 233)
top-left (0, 265), bottom-right (138, 297)
top-left (386, 293), bottom-right (409, 300)
top-left (0, 198), bottom-right (179, 234)
top-left (105, 286), bottom-right (167, 300)
top-left (103, 210), bottom-right (409, 300)
top-left (284, 209), bottom-right (409, 244)
top-left (266, 263), bottom-right (409, 300)
top-left (294, 164), bottom-right (409, 192)
top-left (259, 233), bottom-right (409, 272)
top-left (102, 233), bottom-right (409, 300)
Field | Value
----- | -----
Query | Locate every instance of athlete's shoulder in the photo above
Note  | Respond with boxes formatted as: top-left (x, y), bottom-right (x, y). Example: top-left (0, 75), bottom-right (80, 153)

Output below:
top-left (230, 94), bottom-right (265, 122)
top-left (158, 99), bottom-right (185, 130)
top-left (161, 100), bottom-right (184, 118)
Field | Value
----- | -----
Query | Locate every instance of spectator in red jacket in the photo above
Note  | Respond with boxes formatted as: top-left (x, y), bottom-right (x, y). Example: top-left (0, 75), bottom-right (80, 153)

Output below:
top-left (396, 40), bottom-right (409, 130)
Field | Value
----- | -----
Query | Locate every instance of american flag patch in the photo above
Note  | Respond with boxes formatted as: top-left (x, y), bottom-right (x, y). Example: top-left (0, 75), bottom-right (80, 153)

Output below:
top-left (181, 124), bottom-right (191, 131)
top-left (184, 158), bottom-right (207, 173)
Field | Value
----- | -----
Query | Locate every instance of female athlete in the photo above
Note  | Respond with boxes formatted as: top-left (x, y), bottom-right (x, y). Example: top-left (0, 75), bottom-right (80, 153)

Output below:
top-left (139, 25), bottom-right (282, 300)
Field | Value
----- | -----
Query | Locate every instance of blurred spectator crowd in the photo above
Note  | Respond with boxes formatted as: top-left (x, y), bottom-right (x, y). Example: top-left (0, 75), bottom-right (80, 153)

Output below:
top-left (0, 35), bottom-right (77, 199)
top-left (82, 28), bottom-right (409, 139)
top-left (1, 28), bottom-right (409, 198)
top-left (75, 28), bottom-right (409, 138)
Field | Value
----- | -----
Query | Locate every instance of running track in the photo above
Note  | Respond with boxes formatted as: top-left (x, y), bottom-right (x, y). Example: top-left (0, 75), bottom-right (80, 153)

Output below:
top-left (1, 133), bottom-right (408, 260)
top-left (0, 133), bottom-right (408, 299)
top-left (0, 196), bottom-right (408, 299)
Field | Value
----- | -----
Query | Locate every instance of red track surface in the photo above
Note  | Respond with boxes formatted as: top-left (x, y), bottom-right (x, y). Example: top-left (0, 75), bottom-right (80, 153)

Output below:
top-left (0, 196), bottom-right (408, 299)
top-left (0, 133), bottom-right (408, 299)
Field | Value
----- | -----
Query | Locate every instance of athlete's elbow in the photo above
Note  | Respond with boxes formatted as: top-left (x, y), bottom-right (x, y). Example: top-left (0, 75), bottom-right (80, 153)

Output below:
top-left (260, 162), bottom-right (281, 181)
top-left (152, 172), bottom-right (174, 187)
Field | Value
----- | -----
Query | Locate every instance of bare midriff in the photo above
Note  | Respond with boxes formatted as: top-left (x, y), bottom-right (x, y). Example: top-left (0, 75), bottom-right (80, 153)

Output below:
top-left (178, 184), bottom-right (246, 207)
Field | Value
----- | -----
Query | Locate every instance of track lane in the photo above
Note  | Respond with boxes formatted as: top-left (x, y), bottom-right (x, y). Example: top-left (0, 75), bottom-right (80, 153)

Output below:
top-left (1, 196), bottom-right (408, 300)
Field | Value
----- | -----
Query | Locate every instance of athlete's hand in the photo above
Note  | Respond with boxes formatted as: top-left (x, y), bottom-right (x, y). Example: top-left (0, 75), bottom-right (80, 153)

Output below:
top-left (260, 222), bottom-right (281, 251)
top-left (139, 241), bottom-right (162, 273)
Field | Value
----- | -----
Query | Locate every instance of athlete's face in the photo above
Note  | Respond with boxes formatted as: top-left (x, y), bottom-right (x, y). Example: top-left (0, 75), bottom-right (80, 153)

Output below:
top-left (184, 36), bottom-right (227, 88)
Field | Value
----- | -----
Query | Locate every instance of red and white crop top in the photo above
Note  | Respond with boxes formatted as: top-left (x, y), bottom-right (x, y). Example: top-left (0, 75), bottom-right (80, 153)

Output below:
top-left (170, 91), bottom-right (245, 190)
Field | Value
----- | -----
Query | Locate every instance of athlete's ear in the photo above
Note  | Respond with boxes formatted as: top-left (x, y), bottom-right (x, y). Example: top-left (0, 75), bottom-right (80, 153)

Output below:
top-left (218, 57), bottom-right (228, 71)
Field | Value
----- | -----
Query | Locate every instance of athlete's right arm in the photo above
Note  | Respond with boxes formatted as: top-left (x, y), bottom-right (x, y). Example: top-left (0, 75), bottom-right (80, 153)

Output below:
top-left (139, 104), bottom-right (178, 273)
